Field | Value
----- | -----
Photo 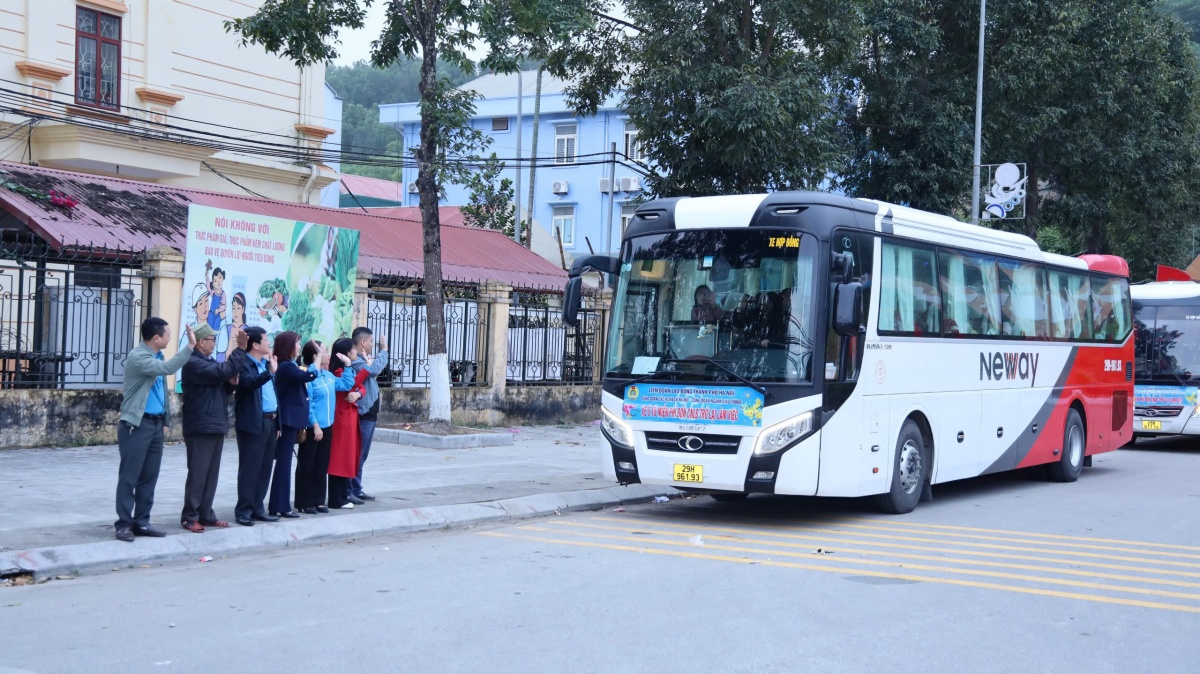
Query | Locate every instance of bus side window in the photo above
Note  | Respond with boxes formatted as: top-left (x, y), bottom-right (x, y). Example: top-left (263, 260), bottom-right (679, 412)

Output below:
top-left (1092, 275), bottom-right (1131, 342)
top-left (940, 251), bottom-right (1001, 336)
top-left (879, 242), bottom-right (939, 335)
top-left (999, 261), bottom-right (1050, 339)
top-left (1048, 271), bottom-right (1093, 341)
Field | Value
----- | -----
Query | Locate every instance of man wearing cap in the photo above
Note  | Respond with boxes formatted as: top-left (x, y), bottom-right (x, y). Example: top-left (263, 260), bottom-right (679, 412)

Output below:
top-left (115, 317), bottom-right (195, 542)
top-left (179, 323), bottom-right (250, 532)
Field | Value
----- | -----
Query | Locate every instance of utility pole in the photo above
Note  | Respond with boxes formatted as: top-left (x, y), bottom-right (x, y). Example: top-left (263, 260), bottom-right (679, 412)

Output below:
top-left (604, 141), bottom-right (617, 260)
top-left (970, 0), bottom-right (986, 225)
top-left (514, 70), bottom-right (523, 244)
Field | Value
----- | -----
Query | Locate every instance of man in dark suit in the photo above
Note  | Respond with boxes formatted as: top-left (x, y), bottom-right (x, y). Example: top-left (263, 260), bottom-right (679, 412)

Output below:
top-left (233, 326), bottom-right (278, 526)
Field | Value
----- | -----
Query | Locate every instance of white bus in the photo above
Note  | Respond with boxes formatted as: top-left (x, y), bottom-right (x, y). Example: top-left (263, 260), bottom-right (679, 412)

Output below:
top-left (562, 192), bottom-right (1134, 513)
top-left (1130, 282), bottom-right (1200, 439)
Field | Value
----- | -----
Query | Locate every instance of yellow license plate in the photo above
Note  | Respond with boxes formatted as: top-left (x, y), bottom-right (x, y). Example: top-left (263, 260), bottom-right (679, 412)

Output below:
top-left (673, 463), bottom-right (703, 483)
top-left (1142, 420), bottom-right (1162, 430)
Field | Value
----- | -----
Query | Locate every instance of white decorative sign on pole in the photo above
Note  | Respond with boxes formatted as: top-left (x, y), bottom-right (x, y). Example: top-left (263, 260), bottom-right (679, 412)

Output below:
top-left (980, 162), bottom-right (1028, 220)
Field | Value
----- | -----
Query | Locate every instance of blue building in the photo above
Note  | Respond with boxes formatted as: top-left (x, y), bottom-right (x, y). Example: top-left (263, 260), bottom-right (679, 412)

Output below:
top-left (379, 71), bottom-right (645, 261)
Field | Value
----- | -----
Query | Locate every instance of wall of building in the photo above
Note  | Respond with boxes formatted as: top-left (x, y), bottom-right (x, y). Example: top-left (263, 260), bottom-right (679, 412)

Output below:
top-left (0, 0), bottom-right (337, 203)
top-left (381, 74), bottom-right (646, 261)
top-left (0, 386), bottom-right (602, 449)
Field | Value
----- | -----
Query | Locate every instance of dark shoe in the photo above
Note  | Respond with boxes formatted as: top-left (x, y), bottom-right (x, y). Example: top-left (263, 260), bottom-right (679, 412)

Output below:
top-left (355, 492), bottom-right (376, 502)
top-left (236, 517), bottom-right (254, 527)
top-left (181, 521), bottom-right (205, 534)
top-left (132, 526), bottom-right (167, 538)
top-left (115, 527), bottom-right (135, 543)
top-left (273, 511), bottom-right (300, 519)
top-left (252, 513), bottom-right (280, 523)
top-left (315, 505), bottom-right (329, 513)
top-left (346, 494), bottom-right (365, 505)
top-left (300, 507), bottom-right (319, 515)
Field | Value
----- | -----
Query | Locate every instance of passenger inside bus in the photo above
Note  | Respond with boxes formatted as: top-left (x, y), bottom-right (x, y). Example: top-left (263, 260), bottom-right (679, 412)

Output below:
top-left (732, 290), bottom-right (790, 348)
top-left (691, 284), bottom-right (725, 323)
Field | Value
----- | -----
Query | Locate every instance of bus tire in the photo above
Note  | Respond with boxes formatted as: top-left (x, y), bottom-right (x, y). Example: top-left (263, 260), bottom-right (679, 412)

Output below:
top-left (876, 420), bottom-right (926, 515)
top-left (711, 492), bottom-right (748, 502)
top-left (1048, 408), bottom-right (1085, 483)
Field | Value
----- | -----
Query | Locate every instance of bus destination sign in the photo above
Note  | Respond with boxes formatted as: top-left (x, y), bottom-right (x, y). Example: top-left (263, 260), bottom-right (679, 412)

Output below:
top-left (622, 384), bottom-right (765, 427)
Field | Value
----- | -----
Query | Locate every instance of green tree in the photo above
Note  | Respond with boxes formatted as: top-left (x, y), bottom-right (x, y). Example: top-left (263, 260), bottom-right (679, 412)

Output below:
top-left (548, 1), bottom-right (866, 197)
top-left (840, 0), bottom-right (1200, 281)
top-left (461, 153), bottom-right (516, 236)
top-left (228, 0), bottom-right (594, 423)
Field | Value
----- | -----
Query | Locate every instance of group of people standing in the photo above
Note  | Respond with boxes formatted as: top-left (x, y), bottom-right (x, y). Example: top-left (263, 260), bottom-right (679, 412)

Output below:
top-left (113, 316), bottom-right (388, 541)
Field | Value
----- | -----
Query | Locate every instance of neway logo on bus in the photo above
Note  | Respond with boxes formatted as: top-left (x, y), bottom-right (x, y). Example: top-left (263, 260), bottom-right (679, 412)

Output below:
top-left (979, 351), bottom-right (1040, 387)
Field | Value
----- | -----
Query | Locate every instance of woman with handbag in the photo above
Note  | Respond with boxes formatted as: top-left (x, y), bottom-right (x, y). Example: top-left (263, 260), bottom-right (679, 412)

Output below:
top-left (328, 337), bottom-right (370, 510)
top-left (268, 331), bottom-right (318, 518)
top-left (295, 340), bottom-right (354, 514)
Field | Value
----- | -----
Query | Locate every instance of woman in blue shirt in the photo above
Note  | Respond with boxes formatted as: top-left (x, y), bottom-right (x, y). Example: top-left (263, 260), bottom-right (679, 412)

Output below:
top-left (294, 340), bottom-right (353, 514)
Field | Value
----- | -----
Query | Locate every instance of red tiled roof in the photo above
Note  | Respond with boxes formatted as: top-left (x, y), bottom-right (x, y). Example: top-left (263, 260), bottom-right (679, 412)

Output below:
top-left (360, 206), bottom-right (467, 227)
top-left (0, 162), bottom-right (566, 289)
top-left (338, 173), bottom-right (407, 202)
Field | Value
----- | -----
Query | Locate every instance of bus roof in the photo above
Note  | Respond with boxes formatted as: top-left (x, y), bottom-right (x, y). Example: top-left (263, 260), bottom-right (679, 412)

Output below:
top-left (1131, 281), bottom-right (1200, 302)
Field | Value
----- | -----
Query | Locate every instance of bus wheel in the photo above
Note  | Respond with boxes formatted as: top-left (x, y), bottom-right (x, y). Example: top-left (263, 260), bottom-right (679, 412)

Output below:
top-left (876, 420), bottom-right (926, 515)
top-left (1048, 408), bottom-right (1085, 483)
top-left (711, 493), bottom-right (748, 502)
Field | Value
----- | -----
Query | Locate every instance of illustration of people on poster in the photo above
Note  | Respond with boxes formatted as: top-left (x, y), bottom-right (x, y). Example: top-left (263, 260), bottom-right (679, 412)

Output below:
top-left (176, 204), bottom-right (360, 389)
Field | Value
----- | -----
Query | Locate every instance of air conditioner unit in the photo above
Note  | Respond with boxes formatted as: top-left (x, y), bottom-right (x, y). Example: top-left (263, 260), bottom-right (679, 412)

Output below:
top-left (407, 182), bottom-right (419, 194)
top-left (598, 177), bottom-right (613, 193)
top-left (552, 180), bottom-right (569, 194)
top-left (619, 176), bottom-right (641, 192)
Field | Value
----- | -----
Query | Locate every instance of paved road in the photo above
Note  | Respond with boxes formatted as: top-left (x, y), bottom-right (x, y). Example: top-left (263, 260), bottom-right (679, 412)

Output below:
top-left (2, 439), bottom-right (1199, 673)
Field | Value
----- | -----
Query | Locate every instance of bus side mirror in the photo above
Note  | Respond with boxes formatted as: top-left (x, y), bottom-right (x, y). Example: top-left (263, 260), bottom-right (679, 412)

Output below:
top-left (834, 282), bottom-right (863, 337)
top-left (562, 277), bottom-right (583, 328)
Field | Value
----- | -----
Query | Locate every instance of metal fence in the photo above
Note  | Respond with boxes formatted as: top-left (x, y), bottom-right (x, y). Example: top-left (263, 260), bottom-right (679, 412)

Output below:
top-left (366, 283), bottom-right (490, 387)
top-left (0, 244), bottom-right (146, 389)
top-left (507, 289), bottom-right (605, 385)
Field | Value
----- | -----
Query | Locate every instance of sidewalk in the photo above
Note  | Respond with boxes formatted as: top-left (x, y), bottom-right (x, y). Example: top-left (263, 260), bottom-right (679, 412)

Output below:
top-left (0, 424), bottom-right (675, 578)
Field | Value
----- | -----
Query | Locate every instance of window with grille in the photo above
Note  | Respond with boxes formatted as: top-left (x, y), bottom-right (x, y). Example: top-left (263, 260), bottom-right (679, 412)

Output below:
top-left (492, 117), bottom-right (509, 132)
top-left (553, 205), bottom-right (576, 246)
top-left (555, 124), bottom-right (577, 164)
top-left (76, 7), bottom-right (121, 110)
top-left (623, 121), bottom-right (644, 162)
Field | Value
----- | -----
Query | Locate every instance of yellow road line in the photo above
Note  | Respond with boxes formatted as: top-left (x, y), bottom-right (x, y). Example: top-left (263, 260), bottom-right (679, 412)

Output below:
top-left (477, 531), bottom-right (1200, 614)
top-left (609, 514), bottom-right (1200, 569)
top-left (799, 519), bottom-right (1200, 559)
top-left (522, 525), bottom-right (1200, 603)
top-left (822, 517), bottom-right (1200, 552)
top-left (546, 520), bottom-right (1200, 590)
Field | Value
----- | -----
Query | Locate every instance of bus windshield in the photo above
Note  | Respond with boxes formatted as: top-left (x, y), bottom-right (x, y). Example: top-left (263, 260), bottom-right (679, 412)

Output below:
top-left (1135, 304), bottom-right (1200, 382)
top-left (604, 229), bottom-right (819, 384)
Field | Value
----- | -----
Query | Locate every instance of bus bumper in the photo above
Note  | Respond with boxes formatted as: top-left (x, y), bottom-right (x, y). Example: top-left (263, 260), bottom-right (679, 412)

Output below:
top-left (1133, 411), bottom-right (1200, 436)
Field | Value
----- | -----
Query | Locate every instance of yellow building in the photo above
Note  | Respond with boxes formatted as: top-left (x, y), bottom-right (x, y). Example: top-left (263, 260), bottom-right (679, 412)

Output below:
top-left (0, 0), bottom-right (337, 202)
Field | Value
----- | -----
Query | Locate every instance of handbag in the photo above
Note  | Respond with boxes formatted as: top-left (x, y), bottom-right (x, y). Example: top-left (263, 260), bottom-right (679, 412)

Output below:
top-left (296, 428), bottom-right (308, 444)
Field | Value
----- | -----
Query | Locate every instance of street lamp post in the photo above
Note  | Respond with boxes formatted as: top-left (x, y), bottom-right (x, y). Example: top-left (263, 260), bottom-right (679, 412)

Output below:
top-left (514, 70), bottom-right (523, 244)
top-left (971, 0), bottom-right (986, 225)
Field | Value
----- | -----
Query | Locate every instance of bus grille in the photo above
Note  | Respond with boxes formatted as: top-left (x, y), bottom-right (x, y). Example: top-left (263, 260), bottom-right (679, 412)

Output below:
top-left (644, 432), bottom-right (742, 454)
top-left (1134, 406), bottom-right (1183, 418)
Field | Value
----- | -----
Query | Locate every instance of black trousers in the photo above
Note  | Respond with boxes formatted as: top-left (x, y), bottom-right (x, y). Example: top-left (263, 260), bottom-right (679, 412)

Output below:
top-left (235, 416), bottom-right (277, 520)
top-left (269, 425), bottom-right (301, 514)
top-left (328, 476), bottom-right (351, 509)
top-left (181, 434), bottom-right (224, 525)
top-left (295, 425), bottom-right (332, 510)
top-left (115, 417), bottom-right (164, 530)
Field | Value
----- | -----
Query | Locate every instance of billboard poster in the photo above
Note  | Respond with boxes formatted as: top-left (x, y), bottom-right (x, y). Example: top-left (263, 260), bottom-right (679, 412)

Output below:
top-left (621, 383), bottom-right (765, 427)
top-left (176, 204), bottom-right (360, 388)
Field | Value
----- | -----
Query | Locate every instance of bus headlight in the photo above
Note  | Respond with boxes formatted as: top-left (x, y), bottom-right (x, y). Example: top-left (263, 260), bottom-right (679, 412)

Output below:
top-left (754, 412), bottom-right (816, 456)
top-left (601, 407), bottom-right (634, 448)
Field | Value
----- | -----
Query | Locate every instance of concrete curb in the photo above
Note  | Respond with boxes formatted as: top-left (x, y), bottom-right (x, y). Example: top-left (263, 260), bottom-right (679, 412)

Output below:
top-left (0, 484), bottom-right (678, 579)
top-left (373, 427), bottom-right (514, 448)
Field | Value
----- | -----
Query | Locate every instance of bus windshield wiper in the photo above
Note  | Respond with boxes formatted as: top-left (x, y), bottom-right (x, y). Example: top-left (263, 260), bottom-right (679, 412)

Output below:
top-left (704, 359), bottom-right (772, 399)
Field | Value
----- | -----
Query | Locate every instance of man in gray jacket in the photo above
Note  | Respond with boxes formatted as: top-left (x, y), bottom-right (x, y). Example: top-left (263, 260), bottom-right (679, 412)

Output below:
top-left (348, 327), bottom-right (388, 503)
top-left (115, 317), bottom-right (195, 542)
